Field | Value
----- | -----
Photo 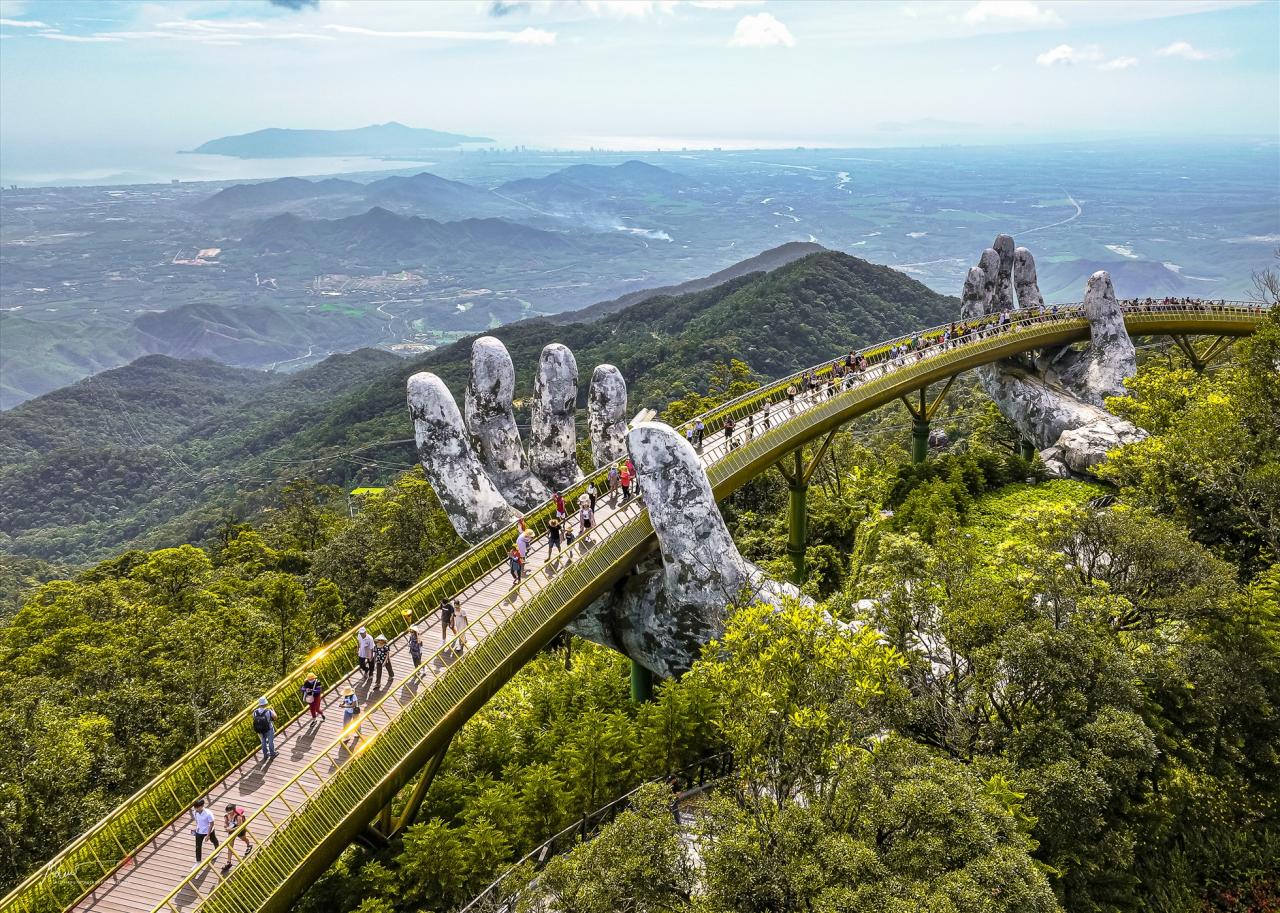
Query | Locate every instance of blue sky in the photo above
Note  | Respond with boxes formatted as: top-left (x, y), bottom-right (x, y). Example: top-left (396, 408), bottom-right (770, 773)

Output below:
top-left (1, 0), bottom-right (1277, 155)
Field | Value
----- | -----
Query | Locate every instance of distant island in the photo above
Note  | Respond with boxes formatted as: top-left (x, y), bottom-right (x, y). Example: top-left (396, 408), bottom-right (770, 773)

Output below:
top-left (188, 122), bottom-right (495, 159)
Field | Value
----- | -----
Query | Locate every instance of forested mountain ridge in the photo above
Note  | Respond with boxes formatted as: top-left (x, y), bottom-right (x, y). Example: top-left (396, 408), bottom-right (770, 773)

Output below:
top-left (0, 251), bottom-right (955, 565)
top-left (2, 312), bottom-right (1276, 910)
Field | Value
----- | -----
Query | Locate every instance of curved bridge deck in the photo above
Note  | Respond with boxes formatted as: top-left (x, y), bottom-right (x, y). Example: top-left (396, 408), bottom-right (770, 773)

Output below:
top-left (4, 302), bottom-right (1267, 913)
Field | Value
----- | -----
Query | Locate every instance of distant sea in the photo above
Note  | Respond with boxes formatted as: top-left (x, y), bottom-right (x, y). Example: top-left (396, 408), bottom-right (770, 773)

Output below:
top-left (0, 148), bottom-right (442, 189)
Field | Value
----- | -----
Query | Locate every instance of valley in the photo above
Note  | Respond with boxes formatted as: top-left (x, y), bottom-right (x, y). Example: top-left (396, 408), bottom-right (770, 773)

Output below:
top-left (2, 141), bottom-right (1275, 407)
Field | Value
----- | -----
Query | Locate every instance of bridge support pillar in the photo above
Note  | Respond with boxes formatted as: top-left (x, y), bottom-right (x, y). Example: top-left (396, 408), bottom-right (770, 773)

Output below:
top-left (911, 419), bottom-right (931, 465)
top-left (1019, 439), bottom-right (1035, 461)
top-left (776, 432), bottom-right (838, 587)
top-left (787, 474), bottom-right (808, 585)
top-left (630, 661), bottom-right (654, 704)
top-left (901, 376), bottom-right (957, 466)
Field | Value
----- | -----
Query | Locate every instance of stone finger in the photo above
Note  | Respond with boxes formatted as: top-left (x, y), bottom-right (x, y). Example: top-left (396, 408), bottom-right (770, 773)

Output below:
top-left (407, 372), bottom-right (519, 543)
top-left (529, 343), bottom-right (584, 492)
top-left (588, 364), bottom-right (628, 469)
top-left (464, 336), bottom-right (551, 511)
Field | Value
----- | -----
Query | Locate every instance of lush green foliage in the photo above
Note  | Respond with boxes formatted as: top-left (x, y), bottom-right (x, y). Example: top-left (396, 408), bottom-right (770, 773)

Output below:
top-left (0, 472), bottom-right (462, 891)
top-left (1, 251), bottom-right (956, 566)
top-left (1100, 308), bottom-right (1280, 574)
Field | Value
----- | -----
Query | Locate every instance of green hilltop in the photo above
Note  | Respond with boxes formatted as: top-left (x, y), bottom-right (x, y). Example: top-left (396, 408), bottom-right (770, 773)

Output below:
top-left (0, 251), bottom-right (956, 565)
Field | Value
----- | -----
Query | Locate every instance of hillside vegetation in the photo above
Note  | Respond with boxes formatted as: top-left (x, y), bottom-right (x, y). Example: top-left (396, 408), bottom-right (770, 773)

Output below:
top-left (0, 251), bottom-right (956, 565)
top-left (2, 311), bottom-right (1275, 913)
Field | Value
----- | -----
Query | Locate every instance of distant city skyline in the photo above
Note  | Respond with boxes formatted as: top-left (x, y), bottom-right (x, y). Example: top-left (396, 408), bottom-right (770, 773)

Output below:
top-left (1, 0), bottom-right (1277, 181)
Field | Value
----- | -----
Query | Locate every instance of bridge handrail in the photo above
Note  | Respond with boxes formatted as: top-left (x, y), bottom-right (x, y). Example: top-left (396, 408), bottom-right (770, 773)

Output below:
top-left (3, 299), bottom-right (1267, 913)
top-left (147, 300), bottom-right (1271, 913)
top-left (152, 481), bottom-right (667, 913)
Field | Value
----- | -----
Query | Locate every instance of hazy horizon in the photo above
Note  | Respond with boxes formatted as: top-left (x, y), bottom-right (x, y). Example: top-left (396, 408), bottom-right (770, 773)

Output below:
top-left (2, 0), bottom-right (1278, 188)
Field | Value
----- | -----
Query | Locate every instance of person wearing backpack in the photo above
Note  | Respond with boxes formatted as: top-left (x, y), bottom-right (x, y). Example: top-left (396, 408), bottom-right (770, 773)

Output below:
top-left (221, 803), bottom-right (254, 874)
top-left (190, 798), bottom-right (219, 869)
top-left (251, 697), bottom-right (277, 761)
top-left (341, 685), bottom-right (361, 747)
top-left (301, 672), bottom-right (325, 724)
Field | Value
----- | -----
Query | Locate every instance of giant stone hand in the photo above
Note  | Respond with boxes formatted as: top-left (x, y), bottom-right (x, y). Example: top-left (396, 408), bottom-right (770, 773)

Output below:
top-left (408, 337), bottom-right (797, 677)
top-left (961, 235), bottom-right (1146, 475)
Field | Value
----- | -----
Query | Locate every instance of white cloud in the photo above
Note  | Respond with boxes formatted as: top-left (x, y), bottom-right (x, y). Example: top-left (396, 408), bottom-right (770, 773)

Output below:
top-left (0, 17), bottom-right (49, 28)
top-left (510, 26), bottom-right (556, 44)
top-left (1156, 40), bottom-right (1214, 61)
top-left (324, 23), bottom-right (555, 43)
top-left (963, 1), bottom-right (1061, 27)
top-left (1035, 43), bottom-right (1102, 66)
top-left (38, 31), bottom-right (119, 42)
top-left (1099, 55), bottom-right (1138, 71)
top-left (728, 12), bottom-right (794, 47)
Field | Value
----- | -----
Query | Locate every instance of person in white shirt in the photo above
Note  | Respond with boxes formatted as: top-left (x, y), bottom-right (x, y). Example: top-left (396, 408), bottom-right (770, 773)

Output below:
top-left (190, 798), bottom-right (219, 867)
top-left (357, 626), bottom-right (375, 681)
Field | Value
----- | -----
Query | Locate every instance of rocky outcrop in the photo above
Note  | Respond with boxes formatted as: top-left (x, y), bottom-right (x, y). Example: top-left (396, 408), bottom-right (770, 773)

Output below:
top-left (464, 336), bottom-right (551, 511)
top-left (529, 344), bottom-right (584, 492)
top-left (588, 364), bottom-right (628, 469)
top-left (407, 372), bottom-right (520, 541)
top-left (962, 236), bottom-right (1146, 475)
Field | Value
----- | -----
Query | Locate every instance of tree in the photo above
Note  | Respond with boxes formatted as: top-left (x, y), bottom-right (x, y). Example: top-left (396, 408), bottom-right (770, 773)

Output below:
top-left (523, 784), bottom-right (695, 913)
top-left (255, 572), bottom-right (311, 677)
top-left (130, 545), bottom-right (212, 610)
top-left (688, 598), bottom-right (904, 812)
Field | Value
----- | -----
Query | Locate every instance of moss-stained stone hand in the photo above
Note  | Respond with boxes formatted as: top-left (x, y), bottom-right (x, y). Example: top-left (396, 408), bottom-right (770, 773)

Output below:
top-left (962, 236), bottom-right (1146, 476)
top-left (410, 346), bottom-right (798, 678)
top-left (568, 422), bottom-right (800, 678)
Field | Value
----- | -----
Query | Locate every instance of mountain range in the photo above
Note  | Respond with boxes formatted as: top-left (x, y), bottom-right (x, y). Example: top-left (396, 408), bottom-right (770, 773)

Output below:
top-left (195, 171), bottom-right (520, 221)
top-left (1, 250), bottom-right (958, 566)
top-left (190, 122), bottom-right (494, 158)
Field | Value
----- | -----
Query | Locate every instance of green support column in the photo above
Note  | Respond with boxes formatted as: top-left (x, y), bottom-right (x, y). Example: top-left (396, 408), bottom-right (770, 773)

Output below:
top-left (1019, 439), bottom-right (1035, 461)
top-left (786, 450), bottom-right (808, 584)
top-left (630, 661), bottom-right (654, 704)
top-left (911, 418), bottom-right (931, 464)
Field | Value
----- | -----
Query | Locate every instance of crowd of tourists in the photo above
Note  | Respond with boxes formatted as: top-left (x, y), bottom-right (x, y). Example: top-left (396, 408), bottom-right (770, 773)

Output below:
top-left (186, 294), bottom-right (1273, 875)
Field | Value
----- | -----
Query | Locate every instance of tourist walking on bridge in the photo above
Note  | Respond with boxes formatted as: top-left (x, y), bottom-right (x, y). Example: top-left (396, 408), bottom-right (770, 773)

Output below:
top-left (356, 626), bottom-right (374, 681)
top-left (694, 419), bottom-right (705, 450)
top-left (407, 625), bottom-right (424, 679)
top-left (455, 606), bottom-right (469, 654)
top-left (372, 634), bottom-right (394, 689)
top-left (301, 672), bottom-right (325, 723)
top-left (190, 799), bottom-right (218, 870)
top-left (619, 462), bottom-right (633, 502)
top-left (252, 697), bottom-right (278, 761)
top-left (509, 546), bottom-right (525, 583)
top-left (439, 598), bottom-right (456, 644)
top-left (340, 686), bottom-right (361, 746)
top-left (220, 803), bottom-right (253, 874)
top-left (547, 513), bottom-right (563, 559)
top-left (578, 494), bottom-right (595, 546)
